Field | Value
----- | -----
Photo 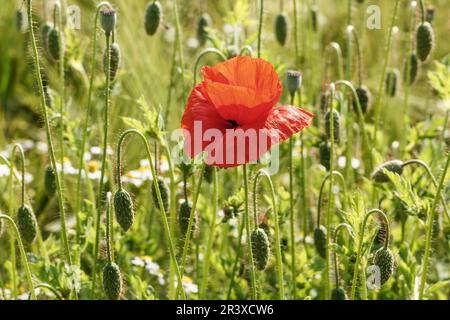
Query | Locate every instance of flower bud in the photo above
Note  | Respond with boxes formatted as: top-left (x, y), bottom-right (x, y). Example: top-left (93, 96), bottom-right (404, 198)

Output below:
top-left (331, 287), bottom-right (347, 300)
top-left (114, 189), bottom-right (135, 232)
top-left (251, 228), bottom-right (271, 270)
top-left (403, 53), bottom-right (419, 85)
top-left (197, 14), bottom-right (211, 46)
top-left (145, 1), bottom-right (162, 36)
top-left (319, 142), bottom-right (331, 171)
top-left (152, 177), bottom-right (169, 214)
top-left (385, 69), bottom-right (399, 97)
top-left (371, 160), bottom-right (404, 183)
top-left (373, 247), bottom-right (395, 285)
top-left (275, 13), bottom-right (288, 46)
top-left (44, 166), bottom-right (57, 196)
top-left (325, 110), bottom-right (340, 143)
top-left (103, 42), bottom-right (121, 82)
top-left (314, 225), bottom-right (327, 258)
top-left (103, 262), bottom-right (122, 300)
top-left (17, 204), bottom-right (38, 244)
top-left (353, 86), bottom-right (371, 114)
top-left (416, 22), bottom-right (434, 62)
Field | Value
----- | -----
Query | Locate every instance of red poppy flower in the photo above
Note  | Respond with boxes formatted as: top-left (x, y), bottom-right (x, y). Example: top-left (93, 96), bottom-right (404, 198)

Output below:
top-left (181, 56), bottom-right (313, 167)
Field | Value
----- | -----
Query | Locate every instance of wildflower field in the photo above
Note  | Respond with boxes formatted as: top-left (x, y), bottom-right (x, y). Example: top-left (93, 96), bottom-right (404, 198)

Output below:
top-left (0, 0), bottom-right (449, 302)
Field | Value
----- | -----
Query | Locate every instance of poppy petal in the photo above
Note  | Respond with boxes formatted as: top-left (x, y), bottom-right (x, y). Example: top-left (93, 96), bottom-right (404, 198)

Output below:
top-left (203, 105), bottom-right (313, 167)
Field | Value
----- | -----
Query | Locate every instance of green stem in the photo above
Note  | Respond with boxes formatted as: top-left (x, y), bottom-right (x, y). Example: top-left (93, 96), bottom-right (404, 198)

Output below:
top-left (75, 1), bottom-right (113, 245)
top-left (193, 48), bottom-right (227, 85)
top-left (293, 0), bottom-right (299, 67)
top-left (418, 151), bottom-right (450, 299)
top-left (347, 0), bottom-right (352, 26)
top-left (372, 0), bottom-right (400, 144)
top-left (289, 135), bottom-right (296, 299)
top-left (324, 84), bottom-right (336, 299)
top-left (26, 0), bottom-right (71, 266)
top-left (116, 129), bottom-right (186, 299)
top-left (92, 32), bottom-right (111, 296)
top-left (333, 223), bottom-right (354, 288)
top-left (325, 42), bottom-right (344, 83)
top-left (29, 283), bottom-right (63, 300)
top-left (105, 192), bottom-right (113, 264)
top-left (316, 171), bottom-right (348, 228)
top-left (349, 27), bottom-right (363, 87)
top-left (402, 160), bottom-right (449, 222)
top-left (350, 209), bottom-right (390, 300)
top-left (173, 0), bottom-right (186, 104)
top-left (257, 0), bottom-right (264, 58)
top-left (199, 166), bottom-right (218, 299)
top-left (244, 164), bottom-right (257, 299)
top-left (239, 45), bottom-right (253, 56)
top-left (0, 215), bottom-right (36, 300)
top-left (334, 80), bottom-right (373, 174)
top-left (254, 169), bottom-right (284, 299)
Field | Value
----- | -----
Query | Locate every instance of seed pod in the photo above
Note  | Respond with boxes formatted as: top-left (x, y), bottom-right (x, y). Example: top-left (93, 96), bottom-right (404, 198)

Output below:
top-left (17, 204), bottom-right (38, 244)
top-left (145, 1), bottom-right (162, 36)
top-left (319, 142), bottom-right (331, 171)
top-left (100, 9), bottom-right (117, 35)
top-left (403, 53), bottom-right (419, 85)
top-left (251, 228), bottom-right (270, 270)
top-left (275, 13), bottom-right (288, 46)
top-left (44, 166), bottom-right (57, 197)
top-left (314, 225), bottom-right (327, 258)
top-left (416, 22), bottom-right (434, 62)
top-left (152, 177), bottom-right (169, 214)
top-left (203, 165), bottom-right (213, 184)
top-left (197, 13), bottom-right (211, 46)
top-left (286, 70), bottom-right (302, 98)
top-left (353, 86), bottom-right (370, 114)
top-left (103, 42), bottom-right (121, 82)
top-left (47, 27), bottom-right (64, 61)
top-left (114, 189), bottom-right (135, 232)
top-left (331, 287), bottom-right (347, 300)
top-left (371, 160), bottom-right (404, 183)
top-left (179, 200), bottom-right (196, 237)
top-left (102, 262), bottom-right (122, 300)
top-left (325, 110), bottom-right (340, 143)
top-left (385, 69), bottom-right (399, 97)
top-left (373, 247), bottom-right (395, 285)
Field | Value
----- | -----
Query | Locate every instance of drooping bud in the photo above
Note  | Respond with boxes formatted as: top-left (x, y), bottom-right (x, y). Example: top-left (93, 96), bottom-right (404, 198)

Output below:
top-left (16, 10), bottom-right (24, 32)
top-left (251, 228), bottom-right (271, 270)
top-left (416, 22), bottom-right (434, 62)
top-left (145, 1), bottom-right (162, 36)
top-left (426, 6), bottom-right (435, 24)
top-left (314, 225), bottom-right (327, 258)
top-left (197, 14), bottom-right (211, 46)
top-left (286, 70), bottom-right (302, 98)
top-left (353, 86), bottom-right (371, 114)
top-left (100, 8), bottom-right (117, 35)
top-left (403, 53), bottom-right (419, 85)
top-left (331, 287), bottom-right (347, 300)
top-left (152, 177), bottom-right (169, 214)
top-left (325, 110), bottom-right (340, 143)
top-left (102, 262), bottom-right (122, 300)
top-left (203, 165), bottom-right (213, 184)
top-left (373, 247), bottom-right (395, 285)
top-left (310, 5), bottom-right (318, 32)
top-left (275, 13), bottom-right (288, 46)
top-left (44, 166), bottom-right (57, 197)
top-left (47, 27), bottom-right (64, 61)
top-left (114, 189), bottom-right (135, 232)
top-left (319, 142), bottom-right (331, 171)
top-left (103, 42), bottom-right (121, 82)
top-left (385, 69), bottom-right (399, 97)
top-left (17, 204), bottom-right (38, 244)
top-left (319, 90), bottom-right (330, 113)
top-left (371, 160), bottom-right (404, 183)
top-left (179, 200), bottom-right (196, 238)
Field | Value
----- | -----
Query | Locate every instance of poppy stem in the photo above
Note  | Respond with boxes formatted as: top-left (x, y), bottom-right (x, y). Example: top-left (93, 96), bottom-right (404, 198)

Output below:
top-left (333, 224), bottom-right (354, 290)
top-left (105, 193), bottom-right (113, 264)
top-left (75, 1), bottom-right (112, 246)
top-left (193, 48), bottom-right (227, 86)
top-left (243, 164), bottom-right (258, 299)
top-left (199, 166), bottom-right (218, 299)
top-left (372, 0), bottom-right (400, 145)
top-left (254, 169), bottom-right (285, 299)
top-left (288, 94), bottom-right (297, 299)
top-left (0, 215), bottom-right (36, 300)
top-left (92, 31), bottom-right (111, 298)
top-left (316, 171), bottom-right (348, 228)
top-left (324, 84), bottom-right (335, 299)
top-left (257, 0), bottom-right (264, 58)
top-left (26, 0), bottom-right (72, 267)
top-left (419, 151), bottom-right (450, 299)
top-left (293, 0), bottom-right (300, 68)
top-left (173, 0), bottom-right (186, 104)
top-left (350, 209), bottom-right (390, 300)
top-left (176, 160), bottom-right (206, 298)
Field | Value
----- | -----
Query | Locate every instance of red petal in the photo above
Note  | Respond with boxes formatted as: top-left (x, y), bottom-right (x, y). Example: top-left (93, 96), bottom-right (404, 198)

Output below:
top-left (203, 105), bottom-right (313, 167)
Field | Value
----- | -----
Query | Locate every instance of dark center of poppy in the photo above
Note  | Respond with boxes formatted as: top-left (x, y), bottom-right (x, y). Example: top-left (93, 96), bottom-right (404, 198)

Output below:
top-left (227, 120), bottom-right (239, 128)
